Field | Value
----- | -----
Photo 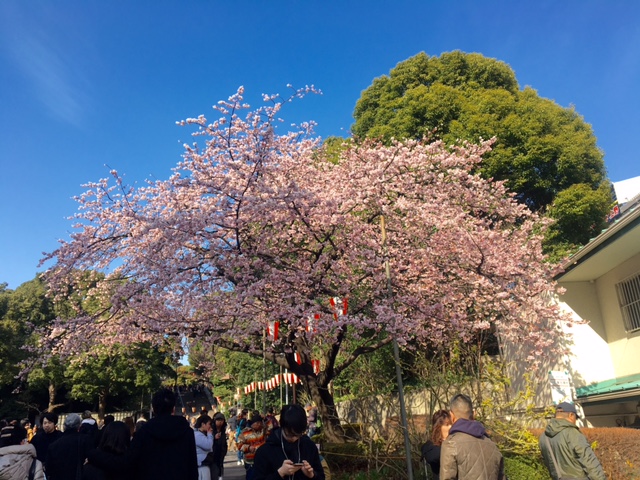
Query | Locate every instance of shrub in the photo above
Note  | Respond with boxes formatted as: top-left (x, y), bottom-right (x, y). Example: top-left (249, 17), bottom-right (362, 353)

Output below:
top-left (504, 454), bottom-right (551, 480)
top-left (322, 441), bottom-right (369, 472)
top-left (332, 470), bottom-right (388, 480)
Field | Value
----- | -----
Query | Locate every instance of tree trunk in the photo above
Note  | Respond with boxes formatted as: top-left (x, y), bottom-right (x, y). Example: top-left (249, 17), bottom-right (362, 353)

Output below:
top-left (98, 390), bottom-right (108, 419)
top-left (47, 381), bottom-right (57, 412)
top-left (304, 373), bottom-right (345, 443)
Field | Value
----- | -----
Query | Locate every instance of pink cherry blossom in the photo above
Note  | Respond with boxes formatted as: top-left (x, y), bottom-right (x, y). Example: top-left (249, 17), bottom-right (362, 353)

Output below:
top-left (42, 87), bottom-right (572, 441)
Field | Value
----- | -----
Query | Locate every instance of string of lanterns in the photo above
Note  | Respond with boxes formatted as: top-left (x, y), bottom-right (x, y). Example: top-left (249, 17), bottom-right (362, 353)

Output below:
top-left (241, 297), bottom-right (347, 396)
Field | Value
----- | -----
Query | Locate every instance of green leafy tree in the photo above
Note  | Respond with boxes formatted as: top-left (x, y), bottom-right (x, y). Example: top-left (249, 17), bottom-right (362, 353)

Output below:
top-left (0, 278), bottom-right (54, 387)
top-left (0, 275), bottom-right (175, 416)
top-left (25, 356), bottom-right (67, 413)
top-left (352, 51), bottom-right (611, 259)
top-left (0, 277), bottom-right (64, 416)
top-left (65, 342), bottom-right (173, 417)
top-left (189, 344), bottom-right (282, 412)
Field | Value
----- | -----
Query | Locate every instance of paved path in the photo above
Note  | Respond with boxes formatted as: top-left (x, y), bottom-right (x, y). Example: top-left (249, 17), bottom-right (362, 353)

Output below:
top-left (219, 450), bottom-right (247, 480)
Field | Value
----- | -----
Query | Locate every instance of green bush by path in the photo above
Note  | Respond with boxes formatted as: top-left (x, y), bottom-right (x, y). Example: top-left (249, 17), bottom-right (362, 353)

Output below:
top-left (504, 455), bottom-right (551, 480)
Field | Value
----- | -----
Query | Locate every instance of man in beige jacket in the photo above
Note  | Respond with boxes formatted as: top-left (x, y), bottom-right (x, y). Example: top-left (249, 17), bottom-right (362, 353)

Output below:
top-left (440, 394), bottom-right (505, 480)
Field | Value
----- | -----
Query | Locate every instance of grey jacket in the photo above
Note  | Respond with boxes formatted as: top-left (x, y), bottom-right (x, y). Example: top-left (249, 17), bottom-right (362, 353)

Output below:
top-left (440, 418), bottom-right (505, 480)
top-left (0, 443), bottom-right (45, 480)
top-left (539, 419), bottom-right (606, 480)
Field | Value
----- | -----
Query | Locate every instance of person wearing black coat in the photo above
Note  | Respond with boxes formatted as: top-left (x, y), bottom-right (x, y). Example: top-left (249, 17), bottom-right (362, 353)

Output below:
top-left (83, 421), bottom-right (134, 480)
top-left (420, 410), bottom-right (452, 480)
top-left (30, 412), bottom-right (63, 463)
top-left (253, 405), bottom-right (324, 480)
top-left (210, 412), bottom-right (228, 479)
top-left (82, 389), bottom-right (197, 480)
top-left (46, 413), bottom-right (93, 480)
top-left (79, 411), bottom-right (100, 447)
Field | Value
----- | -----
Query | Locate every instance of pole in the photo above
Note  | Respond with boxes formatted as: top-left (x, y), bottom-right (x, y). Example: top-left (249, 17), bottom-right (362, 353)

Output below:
top-left (280, 365), bottom-right (284, 408)
top-left (262, 328), bottom-right (267, 413)
top-left (254, 373), bottom-right (258, 410)
top-left (380, 215), bottom-right (414, 480)
top-left (285, 368), bottom-right (289, 404)
top-left (293, 381), bottom-right (297, 405)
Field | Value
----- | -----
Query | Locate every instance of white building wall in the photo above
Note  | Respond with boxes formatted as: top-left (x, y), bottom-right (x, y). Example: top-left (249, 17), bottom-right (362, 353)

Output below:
top-left (557, 281), bottom-right (616, 388)
top-left (596, 252), bottom-right (640, 378)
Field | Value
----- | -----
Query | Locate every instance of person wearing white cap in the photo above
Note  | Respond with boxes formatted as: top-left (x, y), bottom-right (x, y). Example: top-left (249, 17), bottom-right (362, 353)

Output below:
top-left (539, 402), bottom-right (606, 480)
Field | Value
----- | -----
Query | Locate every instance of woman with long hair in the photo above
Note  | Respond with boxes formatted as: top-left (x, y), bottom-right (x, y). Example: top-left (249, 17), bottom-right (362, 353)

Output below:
top-left (83, 420), bottom-right (133, 480)
top-left (210, 413), bottom-right (228, 480)
top-left (421, 410), bottom-right (452, 480)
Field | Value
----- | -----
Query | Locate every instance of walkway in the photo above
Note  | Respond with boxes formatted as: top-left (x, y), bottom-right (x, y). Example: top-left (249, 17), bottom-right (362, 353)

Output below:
top-left (219, 450), bottom-right (247, 480)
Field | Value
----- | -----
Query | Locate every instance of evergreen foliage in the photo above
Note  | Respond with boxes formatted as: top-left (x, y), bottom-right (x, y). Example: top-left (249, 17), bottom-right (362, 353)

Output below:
top-left (352, 51), bottom-right (612, 259)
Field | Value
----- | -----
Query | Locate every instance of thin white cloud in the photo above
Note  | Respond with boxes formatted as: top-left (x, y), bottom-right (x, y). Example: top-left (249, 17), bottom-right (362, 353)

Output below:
top-left (0, 3), bottom-right (91, 127)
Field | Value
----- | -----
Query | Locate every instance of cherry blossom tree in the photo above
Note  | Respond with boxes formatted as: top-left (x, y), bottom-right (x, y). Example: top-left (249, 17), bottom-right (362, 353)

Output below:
top-left (43, 87), bottom-right (569, 441)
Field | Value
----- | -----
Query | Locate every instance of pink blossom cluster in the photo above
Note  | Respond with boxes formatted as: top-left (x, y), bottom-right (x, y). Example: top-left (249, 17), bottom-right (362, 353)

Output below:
top-left (42, 87), bottom-right (571, 377)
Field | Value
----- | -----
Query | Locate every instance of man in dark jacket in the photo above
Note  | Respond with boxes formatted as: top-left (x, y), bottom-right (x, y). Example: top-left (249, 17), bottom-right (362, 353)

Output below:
top-left (46, 413), bottom-right (93, 480)
top-left (30, 412), bottom-right (63, 463)
top-left (79, 410), bottom-right (100, 447)
top-left (440, 394), bottom-right (505, 480)
top-left (253, 404), bottom-right (324, 480)
top-left (127, 388), bottom-right (197, 480)
top-left (89, 389), bottom-right (198, 480)
top-left (539, 402), bottom-right (606, 480)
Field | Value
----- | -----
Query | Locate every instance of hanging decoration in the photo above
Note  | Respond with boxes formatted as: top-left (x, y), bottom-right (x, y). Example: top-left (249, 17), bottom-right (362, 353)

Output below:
top-left (306, 313), bottom-right (319, 333)
top-left (329, 297), bottom-right (348, 321)
top-left (241, 372), bottom-right (299, 395)
top-left (267, 320), bottom-right (279, 341)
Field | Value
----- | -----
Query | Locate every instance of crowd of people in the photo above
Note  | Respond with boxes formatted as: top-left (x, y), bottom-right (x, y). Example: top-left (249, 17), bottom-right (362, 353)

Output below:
top-left (1, 388), bottom-right (606, 480)
top-left (420, 394), bottom-right (606, 480)
top-left (0, 389), bottom-right (325, 480)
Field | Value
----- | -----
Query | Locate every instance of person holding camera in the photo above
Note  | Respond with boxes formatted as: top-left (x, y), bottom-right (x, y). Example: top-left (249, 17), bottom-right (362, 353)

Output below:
top-left (252, 405), bottom-right (324, 480)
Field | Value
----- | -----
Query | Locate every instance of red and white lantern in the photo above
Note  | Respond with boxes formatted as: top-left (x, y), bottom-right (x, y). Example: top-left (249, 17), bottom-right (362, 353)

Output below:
top-left (267, 321), bottom-right (279, 341)
top-left (306, 313), bottom-right (319, 333)
top-left (329, 297), bottom-right (348, 320)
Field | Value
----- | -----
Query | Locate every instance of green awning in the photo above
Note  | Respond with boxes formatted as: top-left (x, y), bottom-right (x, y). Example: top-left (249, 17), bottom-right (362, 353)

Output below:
top-left (577, 374), bottom-right (640, 398)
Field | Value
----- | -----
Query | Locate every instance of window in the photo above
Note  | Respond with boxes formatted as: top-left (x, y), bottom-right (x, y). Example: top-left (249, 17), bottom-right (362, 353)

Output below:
top-left (616, 273), bottom-right (640, 332)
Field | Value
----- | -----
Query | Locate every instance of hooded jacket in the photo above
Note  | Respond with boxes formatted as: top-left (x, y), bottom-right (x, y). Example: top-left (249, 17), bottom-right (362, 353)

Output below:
top-left (252, 428), bottom-right (325, 480)
top-left (0, 443), bottom-right (45, 480)
top-left (439, 418), bottom-right (505, 480)
top-left (79, 418), bottom-right (99, 447)
top-left (127, 414), bottom-right (197, 480)
top-left (538, 418), bottom-right (606, 480)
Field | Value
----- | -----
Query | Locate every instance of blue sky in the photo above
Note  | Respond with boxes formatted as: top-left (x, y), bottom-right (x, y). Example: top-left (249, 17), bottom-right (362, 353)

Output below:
top-left (1, 1), bottom-right (639, 290)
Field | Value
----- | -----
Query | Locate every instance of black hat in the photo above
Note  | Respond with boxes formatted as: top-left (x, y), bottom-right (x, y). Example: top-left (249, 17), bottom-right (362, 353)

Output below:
top-left (213, 412), bottom-right (225, 421)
